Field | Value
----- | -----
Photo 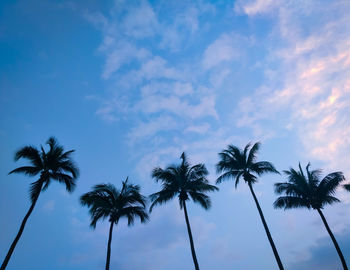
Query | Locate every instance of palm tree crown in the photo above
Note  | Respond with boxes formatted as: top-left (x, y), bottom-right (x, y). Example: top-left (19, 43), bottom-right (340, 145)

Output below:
top-left (216, 142), bottom-right (279, 186)
top-left (80, 179), bottom-right (149, 228)
top-left (9, 136), bottom-right (79, 201)
top-left (150, 152), bottom-right (218, 211)
top-left (274, 163), bottom-right (348, 270)
top-left (274, 163), bottom-right (345, 210)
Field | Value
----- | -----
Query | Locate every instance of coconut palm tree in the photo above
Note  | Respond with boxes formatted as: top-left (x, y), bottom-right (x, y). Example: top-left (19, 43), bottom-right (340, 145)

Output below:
top-left (149, 152), bottom-right (218, 270)
top-left (80, 179), bottom-right (148, 270)
top-left (274, 163), bottom-right (348, 270)
top-left (1, 137), bottom-right (79, 270)
top-left (216, 142), bottom-right (284, 270)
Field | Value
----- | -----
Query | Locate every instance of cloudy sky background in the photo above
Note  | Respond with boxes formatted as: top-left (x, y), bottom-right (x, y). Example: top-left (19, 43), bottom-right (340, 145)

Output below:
top-left (1, 0), bottom-right (350, 269)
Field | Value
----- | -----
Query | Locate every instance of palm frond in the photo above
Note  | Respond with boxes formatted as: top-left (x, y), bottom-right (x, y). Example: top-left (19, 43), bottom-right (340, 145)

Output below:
top-left (149, 190), bottom-right (178, 212)
top-left (247, 142), bottom-right (260, 165)
top-left (251, 161), bottom-right (279, 175)
top-left (29, 179), bottom-right (44, 203)
top-left (9, 166), bottom-right (41, 176)
top-left (119, 206), bottom-right (149, 225)
top-left (14, 146), bottom-right (42, 168)
top-left (344, 184), bottom-right (350, 192)
top-left (273, 196), bottom-right (310, 209)
top-left (51, 172), bottom-right (76, 192)
top-left (317, 172), bottom-right (345, 197)
top-left (189, 192), bottom-right (211, 209)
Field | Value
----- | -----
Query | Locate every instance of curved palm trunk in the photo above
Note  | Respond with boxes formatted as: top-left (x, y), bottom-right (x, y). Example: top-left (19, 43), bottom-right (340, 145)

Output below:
top-left (248, 183), bottom-right (284, 270)
top-left (183, 201), bottom-right (200, 270)
top-left (0, 181), bottom-right (43, 270)
top-left (317, 209), bottom-right (348, 270)
top-left (105, 221), bottom-right (114, 270)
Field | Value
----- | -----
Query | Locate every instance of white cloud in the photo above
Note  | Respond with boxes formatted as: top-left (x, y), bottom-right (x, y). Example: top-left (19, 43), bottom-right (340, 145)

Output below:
top-left (101, 41), bottom-right (150, 79)
top-left (202, 33), bottom-right (243, 70)
top-left (236, 0), bottom-right (350, 173)
top-left (185, 123), bottom-right (210, 134)
top-left (234, 0), bottom-right (276, 16)
top-left (120, 0), bottom-right (158, 38)
top-left (127, 116), bottom-right (179, 144)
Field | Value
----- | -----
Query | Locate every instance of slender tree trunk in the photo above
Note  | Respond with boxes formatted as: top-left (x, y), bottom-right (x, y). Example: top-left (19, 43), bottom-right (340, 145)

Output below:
top-left (0, 182), bottom-right (43, 270)
top-left (105, 221), bottom-right (114, 270)
top-left (317, 209), bottom-right (348, 270)
top-left (183, 201), bottom-right (200, 270)
top-left (248, 183), bottom-right (284, 270)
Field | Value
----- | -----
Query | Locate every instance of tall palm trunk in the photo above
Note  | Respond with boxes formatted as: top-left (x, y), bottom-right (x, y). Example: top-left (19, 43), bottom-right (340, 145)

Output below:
top-left (183, 201), bottom-right (200, 270)
top-left (105, 221), bottom-right (114, 270)
top-left (248, 183), bottom-right (284, 270)
top-left (1, 181), bottom-right (43, 270)
top-left (317, 209), bottom-right (348, 270)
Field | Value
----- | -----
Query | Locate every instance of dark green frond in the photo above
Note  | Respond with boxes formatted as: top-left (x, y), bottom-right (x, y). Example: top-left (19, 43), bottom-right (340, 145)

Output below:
top-left (14, 146), bottom-right (42, 168)
top-left (321, 195), bottom-right (340, 207)
top-left (189, 192), bottom-right (211, 210)
top-left (273, 196), bottom-right (310, 209)
top-left (149, 190), bottom-right (178, 212)
top-left (119, 206), bottom-right (149, 226)
top-left (29, 180), bottom-right (44, 203)
top-left (51, 173), bottom-right (76, 192)
top-left (318, 172), bottom-right (345, 197)
top-left (9, 166), bottom-right (41, 176)
top-left (247, 142), bottom-right (260, 165)
top-left (186, 180), bottom-right (218, 193)
top-left (251, 161), bottom-right (279, 176)
top-left (344, 184), bottom-right (350, 192)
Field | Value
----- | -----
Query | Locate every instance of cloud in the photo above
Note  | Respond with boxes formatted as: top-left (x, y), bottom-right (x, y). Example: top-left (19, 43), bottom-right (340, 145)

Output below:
top-left (234, 0), bottom-right (277, 16)
top-left (120, 0), bottom-right (159, 39)
top-left (101, 41), bottom-right (150, 79)
top-left (236, 0), bottom-right (350, 171)
top-left (202, 32), bottom-right (244, 70)
top-left (289, 228), bottom-right (350, 270)
top-left (185, 123), bottom-right (210, 134)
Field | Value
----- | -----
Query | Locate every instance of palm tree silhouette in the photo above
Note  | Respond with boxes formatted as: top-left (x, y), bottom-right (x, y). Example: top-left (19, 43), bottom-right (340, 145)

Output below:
top-left (1, 137), bottom-right (79, 270)
top-left (216, 142), bottom-right (284, 270)
top-left (274, 163), bottom-right (348, 270)
top-left (80, 179), bottom-right (148, 270)
top-left (149, 152), bottom-right (218, 270)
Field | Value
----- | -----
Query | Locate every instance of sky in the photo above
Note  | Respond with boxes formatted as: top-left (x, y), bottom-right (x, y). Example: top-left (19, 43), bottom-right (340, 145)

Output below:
top-left (1, 0), bottom-right (350, 269)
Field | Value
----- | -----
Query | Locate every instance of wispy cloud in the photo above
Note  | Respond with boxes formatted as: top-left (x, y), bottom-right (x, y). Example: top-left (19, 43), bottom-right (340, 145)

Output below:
top-left (236, 0), bottom-right (350, 171)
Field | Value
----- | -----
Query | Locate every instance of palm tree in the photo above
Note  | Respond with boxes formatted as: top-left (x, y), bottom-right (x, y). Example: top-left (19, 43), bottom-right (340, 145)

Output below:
top-left (149, 152), bottom-right (218, 270)
top-left (274, 163), bottom-right (348, 269)
top-left (1, 137), bottom-right (79, 270)
top-left (216, 142), bottom-right (284, 270)
top-left (80, 179), bottom-right (148, 270)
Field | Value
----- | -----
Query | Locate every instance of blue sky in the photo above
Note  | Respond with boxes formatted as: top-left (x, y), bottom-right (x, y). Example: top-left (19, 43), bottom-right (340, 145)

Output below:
top-left (1, 0), bottom-right (350, 269)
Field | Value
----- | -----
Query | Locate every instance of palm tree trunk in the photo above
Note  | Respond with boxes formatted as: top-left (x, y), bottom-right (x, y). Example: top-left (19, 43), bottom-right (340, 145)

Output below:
top-left (0, 182), bottom-right (43, 270)
top-left (317, 209), bottom-right (348, 270)
top-left (183, 201), bottom-right (200, 270)
top-left (105, 221), bottom-right (114, 270)
top-left (248, 183), bottom-right (284, 270)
